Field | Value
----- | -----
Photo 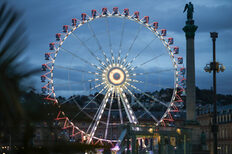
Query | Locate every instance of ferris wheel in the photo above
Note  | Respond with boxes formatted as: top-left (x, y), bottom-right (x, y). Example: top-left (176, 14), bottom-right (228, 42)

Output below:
top-left (41, 7), bottom-right (185, 145)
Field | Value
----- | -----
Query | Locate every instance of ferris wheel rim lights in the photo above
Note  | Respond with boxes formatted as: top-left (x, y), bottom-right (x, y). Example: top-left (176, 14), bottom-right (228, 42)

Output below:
top-left (41, 7), bottom-right (186, 144)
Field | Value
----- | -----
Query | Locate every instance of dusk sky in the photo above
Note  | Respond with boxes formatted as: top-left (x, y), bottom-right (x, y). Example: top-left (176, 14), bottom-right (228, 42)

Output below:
top-left (4, 0), bottom-right (232, 94)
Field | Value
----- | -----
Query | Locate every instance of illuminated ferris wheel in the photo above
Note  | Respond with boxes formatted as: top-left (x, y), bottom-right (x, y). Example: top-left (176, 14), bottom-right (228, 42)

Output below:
top-left (41, 7), bottom-right (185, 145)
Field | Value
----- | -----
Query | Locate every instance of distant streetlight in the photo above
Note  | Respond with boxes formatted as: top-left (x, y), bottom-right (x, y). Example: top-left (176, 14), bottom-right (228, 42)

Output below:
top-left (176, 128), bottom-right (181, 135)
top-left (204, 32), bottom-right (225, 154)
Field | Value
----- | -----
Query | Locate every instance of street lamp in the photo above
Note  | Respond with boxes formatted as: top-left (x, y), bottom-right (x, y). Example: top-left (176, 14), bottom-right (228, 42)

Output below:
top-left (204, 62), bottom-right (225, 73)
top-left (204, 32), bottom-right (225, 154)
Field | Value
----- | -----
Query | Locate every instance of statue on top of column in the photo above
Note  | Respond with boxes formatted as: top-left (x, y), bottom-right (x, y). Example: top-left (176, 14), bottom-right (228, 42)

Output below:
top-left (183, 2), bottom-right (194, 21)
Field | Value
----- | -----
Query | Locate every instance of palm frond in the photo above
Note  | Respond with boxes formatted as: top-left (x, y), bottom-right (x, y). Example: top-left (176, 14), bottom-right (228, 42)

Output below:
top-left (0, 2), bottom-right (30, 130)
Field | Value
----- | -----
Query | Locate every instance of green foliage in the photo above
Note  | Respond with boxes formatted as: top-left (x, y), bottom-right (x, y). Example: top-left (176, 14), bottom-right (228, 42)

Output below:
top-left (0, 2), bottom-right (39, 152)
top-left (0, 2), bottom-right (29, 131)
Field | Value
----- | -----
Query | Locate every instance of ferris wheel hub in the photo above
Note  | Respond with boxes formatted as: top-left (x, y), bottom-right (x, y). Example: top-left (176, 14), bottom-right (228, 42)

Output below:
top-left (106, 67), bottom-right (127, 86)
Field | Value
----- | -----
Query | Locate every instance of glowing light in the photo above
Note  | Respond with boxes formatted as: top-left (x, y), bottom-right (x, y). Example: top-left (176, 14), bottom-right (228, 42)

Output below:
top-left (148, 128), bottom-right (153, 133)
top-left (107, 67), bottom-right (126, 86)
top-left (111, 145), bottom-right (120, 151)
top-left (176, 128), bottom-right (181, 135)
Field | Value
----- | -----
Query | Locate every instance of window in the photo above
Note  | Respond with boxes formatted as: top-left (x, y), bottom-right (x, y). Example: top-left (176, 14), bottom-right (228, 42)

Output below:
top-left (225, 144), bottom-right (228, 154)
top-left (222, 129), bottom-right (225, 139)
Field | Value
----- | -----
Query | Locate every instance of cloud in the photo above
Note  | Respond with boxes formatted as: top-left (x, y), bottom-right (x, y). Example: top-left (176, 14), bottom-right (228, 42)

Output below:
top-left (5, 0), bottom-right (232, 94)
top-left (196, 5), bottom-right (232, 32)
top-left (196, 69), bottom-right (232, 94)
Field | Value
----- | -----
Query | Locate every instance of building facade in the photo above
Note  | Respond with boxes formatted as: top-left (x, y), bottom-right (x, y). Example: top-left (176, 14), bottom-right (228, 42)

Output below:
top-left (197, 104), bottom-right (232, 154)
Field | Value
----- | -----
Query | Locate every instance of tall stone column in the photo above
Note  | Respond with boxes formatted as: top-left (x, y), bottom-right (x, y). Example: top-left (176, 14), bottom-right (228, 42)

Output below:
top-left (183, 20), bottom-right (198, 121)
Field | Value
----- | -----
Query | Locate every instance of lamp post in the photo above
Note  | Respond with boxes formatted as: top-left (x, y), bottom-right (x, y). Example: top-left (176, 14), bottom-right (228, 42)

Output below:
top-left (204, 32), bottom-right (225, 154)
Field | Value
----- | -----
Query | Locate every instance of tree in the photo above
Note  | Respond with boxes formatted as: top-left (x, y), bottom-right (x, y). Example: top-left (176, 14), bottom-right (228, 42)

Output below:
top-left (0, 1), bottom-right (27, 134)
top-left (0, 2), bottom-right (38, 152)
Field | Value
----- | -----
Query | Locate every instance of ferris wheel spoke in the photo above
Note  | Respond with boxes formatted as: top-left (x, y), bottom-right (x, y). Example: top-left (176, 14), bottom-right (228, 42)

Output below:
top-left (86, 93), bottom-right (106, 134)
top-left (105, 18), bottom-right (112, 50)
top-left (88, 78), bottom-right (102, 83)
top-left (116, 90), bottom-right (123, 124)
top-left (105, 18), bottom-right (114, 64)
top-left (70, 85), bottom-right (108, 121)
top-left (119, 89), bottom-right (138, 124)
top-left (55, 64), bottom-right (100, 75)
top-left (121, 24), bottom-right (142, 65)
top-left (136, 104), bottom-right (153, 119)
top-left (130, 53), bottom-right (165, 71)
top-left (87, 23), bottom-right (109, 64)
top-left (123, 85), bottom-right (159, 123)
top-left (128, 38), bottom-right (157, 66)
top-left (87, 89), bottom-right (112, 144)
top-left (86, 88), bottom-right (110, 133)
top-left (54, 80), bottom-right (90, 88)
top-left (117, 18), bottom-right (126, 63)
top-left (139, 53), bottom-right (165, 66)
top-left (59, 94), bottom-right (81, 106)
top-left (127, 78), bottom-right (144, 84)
top-left (59, 46), bottom-right (103, 71)
top-left (141, 81), bottom-right (173, 89)
top-left (130, 68), bottom-right (175, 76)
top-left (90, 81), bottom-right (106, 91)
top-left (83, 31), bottom-right (108, 42)
top-left (104, 89), bottom-right (114, 139)
top-left (71, 32), bottom-right (106, 67)
top-left (125, 82), bottom-right (168, 108)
